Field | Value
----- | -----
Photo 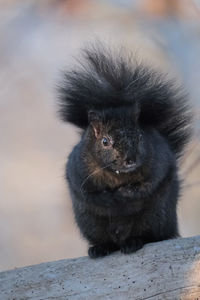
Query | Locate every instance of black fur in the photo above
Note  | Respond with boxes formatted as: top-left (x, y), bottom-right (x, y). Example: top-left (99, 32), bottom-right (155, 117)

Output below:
top-left (58, 44), bottom-right (192, 258)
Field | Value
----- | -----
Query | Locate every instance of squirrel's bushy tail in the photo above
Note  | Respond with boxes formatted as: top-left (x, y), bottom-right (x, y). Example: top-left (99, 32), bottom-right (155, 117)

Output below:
top-left (58, 43), bottom-right (192, 158)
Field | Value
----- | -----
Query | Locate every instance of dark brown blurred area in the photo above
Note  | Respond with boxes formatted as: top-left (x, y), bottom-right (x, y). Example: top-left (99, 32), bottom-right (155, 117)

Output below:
top-left (0, 0), bottom-right (200, 271)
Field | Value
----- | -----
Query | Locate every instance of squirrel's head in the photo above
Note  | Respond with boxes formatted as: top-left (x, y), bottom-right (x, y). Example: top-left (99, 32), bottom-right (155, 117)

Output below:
top-left (86, 107), bottom-right (150, 175)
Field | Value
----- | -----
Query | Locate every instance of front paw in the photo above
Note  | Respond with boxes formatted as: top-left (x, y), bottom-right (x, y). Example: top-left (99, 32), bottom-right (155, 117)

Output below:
top-left (121, 238), bottom-right (143, 254)
top-left (116, 186), bottom-right (133, 198)
top-left (88, 243), bottom-right (118, 258)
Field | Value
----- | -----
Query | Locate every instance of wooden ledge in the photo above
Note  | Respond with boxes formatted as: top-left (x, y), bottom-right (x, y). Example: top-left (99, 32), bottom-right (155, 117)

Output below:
top-left (0, 236), bottom-right (200, 299)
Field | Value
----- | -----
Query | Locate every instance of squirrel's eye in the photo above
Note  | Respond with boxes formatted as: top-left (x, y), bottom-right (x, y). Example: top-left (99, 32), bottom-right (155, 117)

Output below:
top-left (102, 137), bottom-right (110, 147)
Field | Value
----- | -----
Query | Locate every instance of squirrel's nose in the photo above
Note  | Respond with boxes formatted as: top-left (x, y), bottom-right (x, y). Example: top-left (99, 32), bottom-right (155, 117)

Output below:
top-left (124, 158), bottom-right (136, 168)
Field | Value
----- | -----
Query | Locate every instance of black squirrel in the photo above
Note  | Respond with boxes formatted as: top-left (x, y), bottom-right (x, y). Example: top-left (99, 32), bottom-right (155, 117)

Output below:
top-left (58, 44), bottom-right (192, 258)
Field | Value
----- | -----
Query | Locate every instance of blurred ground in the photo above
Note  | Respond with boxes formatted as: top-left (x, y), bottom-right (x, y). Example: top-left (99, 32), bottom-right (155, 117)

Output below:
top-left (0, 0), bottom-right (200, 271)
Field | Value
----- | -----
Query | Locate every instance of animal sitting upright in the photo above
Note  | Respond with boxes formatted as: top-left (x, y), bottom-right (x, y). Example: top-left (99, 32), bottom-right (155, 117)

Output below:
top-left (58, 44), bottom-right (192, 258)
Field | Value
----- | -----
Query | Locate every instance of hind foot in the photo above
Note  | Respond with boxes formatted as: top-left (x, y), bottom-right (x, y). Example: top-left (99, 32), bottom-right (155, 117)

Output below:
top-left (121, 238), bottom-right (143, 254)
top-left (88, 242), bottom-right (119, 258)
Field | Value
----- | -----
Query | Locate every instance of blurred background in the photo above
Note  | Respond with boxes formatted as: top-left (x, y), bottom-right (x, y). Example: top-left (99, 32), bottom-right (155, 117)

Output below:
top-left (0, 0), bottom-right (200, 271)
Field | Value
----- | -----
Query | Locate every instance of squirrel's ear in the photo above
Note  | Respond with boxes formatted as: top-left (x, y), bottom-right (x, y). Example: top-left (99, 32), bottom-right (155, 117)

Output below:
top-left (88, 111), bottom-right (102, 138)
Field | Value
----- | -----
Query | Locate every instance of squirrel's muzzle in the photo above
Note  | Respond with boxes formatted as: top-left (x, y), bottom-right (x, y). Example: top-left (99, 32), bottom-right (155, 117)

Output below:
top-left (124, 158), bottom-right (136, 168)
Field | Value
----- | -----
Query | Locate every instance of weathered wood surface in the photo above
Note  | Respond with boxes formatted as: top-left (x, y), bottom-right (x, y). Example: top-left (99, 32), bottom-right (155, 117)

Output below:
top-left (0, 236), bottom-right (200, 300)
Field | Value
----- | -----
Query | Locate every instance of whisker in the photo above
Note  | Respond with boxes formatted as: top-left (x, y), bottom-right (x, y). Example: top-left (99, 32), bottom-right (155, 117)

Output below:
top-left (80, 162), bottom-right (113, 195)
